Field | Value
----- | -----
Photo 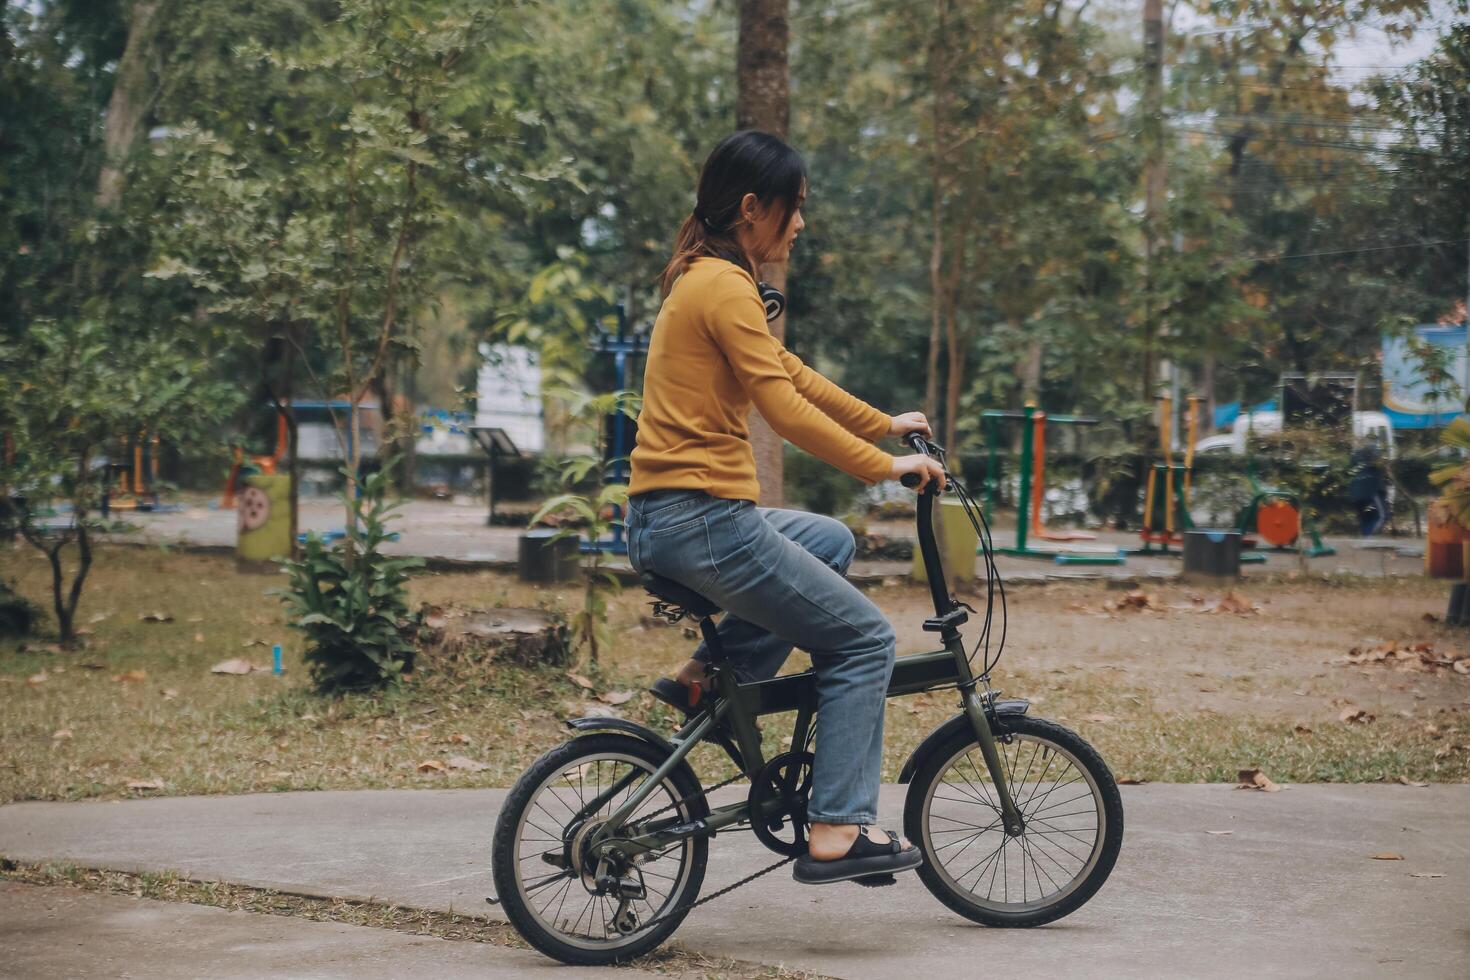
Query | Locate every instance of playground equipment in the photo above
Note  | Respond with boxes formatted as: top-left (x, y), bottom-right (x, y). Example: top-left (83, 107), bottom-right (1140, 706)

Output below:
top-left (983, 406), bottom-right (1124, 565)
top-left (221, 411), bottom-right (288, 509)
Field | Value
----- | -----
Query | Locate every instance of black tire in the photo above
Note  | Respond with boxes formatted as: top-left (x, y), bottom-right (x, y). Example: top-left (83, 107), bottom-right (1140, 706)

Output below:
top-left (903, 714), bottom-right (1123, 927)
top-left (491, 733), bottom-right (709, 965)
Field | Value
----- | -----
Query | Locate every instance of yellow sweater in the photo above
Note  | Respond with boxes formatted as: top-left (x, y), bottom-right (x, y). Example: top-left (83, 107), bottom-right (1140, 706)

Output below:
top-left (628, 257), bottom-right (894, 501)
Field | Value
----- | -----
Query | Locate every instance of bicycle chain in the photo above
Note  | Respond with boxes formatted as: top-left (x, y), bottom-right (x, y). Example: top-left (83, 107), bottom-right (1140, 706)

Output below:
top-left (632, 771), bottom-right (799, 919)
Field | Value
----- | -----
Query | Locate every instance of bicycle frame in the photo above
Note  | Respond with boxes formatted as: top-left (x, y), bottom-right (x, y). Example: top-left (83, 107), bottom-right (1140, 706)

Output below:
top-left (588, 465), bottom-right (1024, 860)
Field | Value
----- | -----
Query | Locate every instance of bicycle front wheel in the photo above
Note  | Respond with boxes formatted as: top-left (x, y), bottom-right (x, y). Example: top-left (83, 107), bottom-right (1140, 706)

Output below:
top-left (904, 714), bottom-right (1123, 927)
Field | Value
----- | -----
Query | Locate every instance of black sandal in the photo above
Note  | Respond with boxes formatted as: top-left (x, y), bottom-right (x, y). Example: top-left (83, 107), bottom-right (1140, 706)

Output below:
top-left (793, 825), bottom-right (924, 886)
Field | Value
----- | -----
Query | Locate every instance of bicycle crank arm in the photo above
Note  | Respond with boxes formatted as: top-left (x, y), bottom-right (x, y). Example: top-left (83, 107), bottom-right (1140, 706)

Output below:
top-left (963, 690), bottom-right (1026, 835)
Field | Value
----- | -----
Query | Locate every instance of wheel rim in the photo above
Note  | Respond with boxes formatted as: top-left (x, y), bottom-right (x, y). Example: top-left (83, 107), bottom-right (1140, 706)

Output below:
top-left (511, 751), bottom-right (695, 950)
top-left (920, 732), bottom-right (1106, 913)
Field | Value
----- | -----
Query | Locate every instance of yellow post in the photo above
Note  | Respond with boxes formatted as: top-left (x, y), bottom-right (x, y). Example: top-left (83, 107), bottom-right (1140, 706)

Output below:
top-left (1183, 396), bottom-right (1202, 505)
top-left (1158, 395), bottom-right (1175, 535)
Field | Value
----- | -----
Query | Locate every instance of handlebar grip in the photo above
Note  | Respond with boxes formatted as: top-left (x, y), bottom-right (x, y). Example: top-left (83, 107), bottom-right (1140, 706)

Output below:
top-left (900, 472), bottom-right (922, 489)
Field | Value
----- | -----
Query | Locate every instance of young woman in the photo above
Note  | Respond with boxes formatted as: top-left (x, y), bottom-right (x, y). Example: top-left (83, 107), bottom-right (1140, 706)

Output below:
top-left (624, 130), bottom-right (946, 885)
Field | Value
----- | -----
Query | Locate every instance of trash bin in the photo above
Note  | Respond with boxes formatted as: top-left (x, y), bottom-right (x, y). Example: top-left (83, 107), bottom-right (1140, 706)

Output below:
top-left (1182, 528), bottom-right (1242, 581)
top-left (519, 529), bottom-right (581, 584)
top-left (236, 474), bottom-right (293, 570)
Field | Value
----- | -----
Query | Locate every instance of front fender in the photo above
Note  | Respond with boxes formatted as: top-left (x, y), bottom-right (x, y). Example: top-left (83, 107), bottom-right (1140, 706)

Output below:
top-left (896, 699), bottom-right (1031, 784)
top-left (564, 716), bottom-right (677, 756)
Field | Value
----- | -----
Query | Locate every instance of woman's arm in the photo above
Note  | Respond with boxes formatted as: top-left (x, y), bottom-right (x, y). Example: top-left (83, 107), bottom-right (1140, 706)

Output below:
top-left (704, 271), bottom-right (894, 484)
top-left (777, 349), bottom-right (891, 443)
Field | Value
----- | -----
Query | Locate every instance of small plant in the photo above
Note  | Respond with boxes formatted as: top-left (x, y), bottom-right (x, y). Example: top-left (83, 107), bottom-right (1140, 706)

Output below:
top-left (1430, 416), bottom-right (1470, 528)
top-left (278, 463), bottom-right (423, 692)
top-left (531, 388), bottom-right (639, 665)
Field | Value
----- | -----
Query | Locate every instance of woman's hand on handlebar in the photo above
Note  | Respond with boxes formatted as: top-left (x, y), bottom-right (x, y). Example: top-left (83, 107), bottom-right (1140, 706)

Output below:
top-left (887, 411), bottom-right (932, 439)
top-left (891, 454), bottom-right (946, 492)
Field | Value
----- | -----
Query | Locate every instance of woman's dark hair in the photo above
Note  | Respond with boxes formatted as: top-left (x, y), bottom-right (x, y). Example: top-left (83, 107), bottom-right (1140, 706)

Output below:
top-left (659, 130), bottom-right (807, 297)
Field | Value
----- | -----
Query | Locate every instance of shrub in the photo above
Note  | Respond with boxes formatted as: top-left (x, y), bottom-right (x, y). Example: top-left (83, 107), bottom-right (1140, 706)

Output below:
top-left (0, 579), bottom-right (42, 639)
top-left (278, 466), bottom-right (423, 693)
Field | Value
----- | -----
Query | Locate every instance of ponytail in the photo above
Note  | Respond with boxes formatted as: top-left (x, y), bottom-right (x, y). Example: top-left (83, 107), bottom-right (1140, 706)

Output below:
top-left (659, 212), bottom-right (751, 297)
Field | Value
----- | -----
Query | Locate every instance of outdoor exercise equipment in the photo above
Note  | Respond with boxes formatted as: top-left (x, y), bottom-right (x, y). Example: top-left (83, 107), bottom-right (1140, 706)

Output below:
top-left (1230, 418), bottom-right (1334, 558)
top-left (1136, 394), bottom-right (1200, 555)
top-left (982, 406), bottom-right (1124, 564)
top-left (101, 431), bottom-right (178, 515)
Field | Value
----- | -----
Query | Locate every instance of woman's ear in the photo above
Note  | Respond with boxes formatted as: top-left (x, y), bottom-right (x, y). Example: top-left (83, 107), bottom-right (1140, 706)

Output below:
top-left (739, 191), bottom-right (760, 224)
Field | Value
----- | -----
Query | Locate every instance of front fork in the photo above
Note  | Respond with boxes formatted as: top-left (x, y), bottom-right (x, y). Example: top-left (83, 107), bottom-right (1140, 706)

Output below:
top-left (957, 660), bottom-right (1026, 836)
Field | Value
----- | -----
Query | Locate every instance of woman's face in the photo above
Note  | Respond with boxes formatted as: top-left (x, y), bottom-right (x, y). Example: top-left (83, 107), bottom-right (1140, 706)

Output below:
top-left (737, 183), bottom-right (806, 264)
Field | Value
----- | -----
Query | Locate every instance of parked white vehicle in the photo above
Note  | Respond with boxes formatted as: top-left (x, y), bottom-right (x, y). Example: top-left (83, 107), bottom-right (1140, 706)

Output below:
top-left (1194, 410), bottom-right (1396, 459)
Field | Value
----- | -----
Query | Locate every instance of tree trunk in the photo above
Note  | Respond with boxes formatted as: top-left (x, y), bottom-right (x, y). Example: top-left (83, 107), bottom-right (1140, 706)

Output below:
top-left (737, 0), bottom-right (789, 507)
top-left (1021, 331), bottom-right (1043, 405)
top-left (96, 1), bottom-right (162, 210)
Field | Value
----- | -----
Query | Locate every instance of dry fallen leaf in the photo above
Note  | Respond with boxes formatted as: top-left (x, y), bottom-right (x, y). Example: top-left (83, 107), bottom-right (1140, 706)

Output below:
top-left (446, 755), bottom-right (490, 772)
top-left (112, 669), bottom-right (147, 683)
top-left (1211, 592), bottom-right (1261, 615)
top-left (1408, 872), bottom-right (1445, 878)
top-left (1084, 713), bottom-right (1116, 724)
top-left (1338, 706), bottom-right (1375, 725)
top-left (139, 612), bottom-right (174, 623)
top-left (1116, 776), bottom-right (1148, 785)
top-left (89, 612), bottom-right (111, 624)
top-left (446, 732), bottom-right (472, 745)
top-left (211, 659), bottom-right (263, 675)
top-left (566, 671), bottom-right (595, 690)
top-left (1236, 768), bottom-right (1282, 792)
top-left (1369, 853), bottom-right (1404, 861)
top-left (416, 760), bottom-right (447, 773)
top-left (1397, 776), bottom-right (1428, 788)
top-left (160, 688), bottom-right (178, 701)
top-left (1292, 722), bottom-right (1313, 735)
top-left (26, 672), bottom-right (48, 686)
top-left (51, 729), bottom-right (73, 741)
top-left (597, 690), bottom-right (635, 706)
top-left (125, 778), bottom-right (165, 791)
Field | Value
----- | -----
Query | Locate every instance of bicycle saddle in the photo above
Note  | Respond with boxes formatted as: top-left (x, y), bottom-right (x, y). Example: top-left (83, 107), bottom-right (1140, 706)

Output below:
top-left (641, 572), bottom-right (721, 620)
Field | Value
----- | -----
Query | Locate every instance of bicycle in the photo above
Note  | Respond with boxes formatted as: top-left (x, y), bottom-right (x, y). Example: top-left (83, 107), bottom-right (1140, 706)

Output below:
top-left (489, 434), bottom-right (1124, 965)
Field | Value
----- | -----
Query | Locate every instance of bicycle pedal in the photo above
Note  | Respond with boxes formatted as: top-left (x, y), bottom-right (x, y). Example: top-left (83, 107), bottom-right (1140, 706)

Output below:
top-left (853, 873), bottom-right (897, 888)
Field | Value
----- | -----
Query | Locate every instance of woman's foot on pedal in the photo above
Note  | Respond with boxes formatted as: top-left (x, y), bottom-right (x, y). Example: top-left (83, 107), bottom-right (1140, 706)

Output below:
top-left (649, 676), bottom-right (702, 715)
top-left (793, 825), bottom-right (923, 885)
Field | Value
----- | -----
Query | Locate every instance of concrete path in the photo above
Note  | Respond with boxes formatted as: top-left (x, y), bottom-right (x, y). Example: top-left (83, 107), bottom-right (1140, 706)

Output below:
top-left (0, 881), bottom-right (641, 979)
top-left (2, 783), bottom-right (1465, 978)
top-left (109, 498), bottom-right (1424, 582)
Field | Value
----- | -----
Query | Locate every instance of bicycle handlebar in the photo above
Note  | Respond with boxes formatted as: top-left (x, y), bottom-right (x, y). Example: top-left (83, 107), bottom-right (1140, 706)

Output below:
top-left (900, 432), bottom-right (941, 488)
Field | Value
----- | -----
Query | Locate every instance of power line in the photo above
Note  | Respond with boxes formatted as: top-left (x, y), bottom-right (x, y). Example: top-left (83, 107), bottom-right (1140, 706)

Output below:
top-left (1260, 238), bottom-right (1468, 261)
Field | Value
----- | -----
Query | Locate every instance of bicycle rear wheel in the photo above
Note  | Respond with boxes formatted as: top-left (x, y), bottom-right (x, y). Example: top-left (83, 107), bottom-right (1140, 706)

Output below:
top-left (903, 714), bottom-right (1122, 927)
top-left (491, 733), bottom-right (708, 965)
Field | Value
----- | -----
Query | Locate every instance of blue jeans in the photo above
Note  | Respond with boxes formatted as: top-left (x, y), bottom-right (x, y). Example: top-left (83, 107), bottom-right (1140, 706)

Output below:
top-left (625, 489), bottom-right (897, 825)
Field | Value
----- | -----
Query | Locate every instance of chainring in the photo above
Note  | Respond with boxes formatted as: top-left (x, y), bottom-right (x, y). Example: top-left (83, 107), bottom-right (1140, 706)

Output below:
top-left (746, 750), bottom-right (814, 857)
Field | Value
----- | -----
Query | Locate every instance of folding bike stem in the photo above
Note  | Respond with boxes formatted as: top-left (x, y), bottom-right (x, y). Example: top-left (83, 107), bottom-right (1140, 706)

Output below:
top-left (907, 435), bottom-right (1025, 837)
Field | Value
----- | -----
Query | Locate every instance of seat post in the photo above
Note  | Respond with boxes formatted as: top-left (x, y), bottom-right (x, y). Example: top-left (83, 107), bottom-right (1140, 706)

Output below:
top-left (696, 615), bottom-right (724, 661)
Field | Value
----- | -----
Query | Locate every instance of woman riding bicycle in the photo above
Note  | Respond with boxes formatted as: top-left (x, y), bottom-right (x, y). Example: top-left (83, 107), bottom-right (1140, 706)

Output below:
top-left (624, 130), bottom-right (946, 885)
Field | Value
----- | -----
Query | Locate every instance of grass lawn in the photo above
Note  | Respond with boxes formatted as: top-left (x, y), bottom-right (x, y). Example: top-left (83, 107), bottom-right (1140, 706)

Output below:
top-left (2, 544), bottom-right (1467, 804)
